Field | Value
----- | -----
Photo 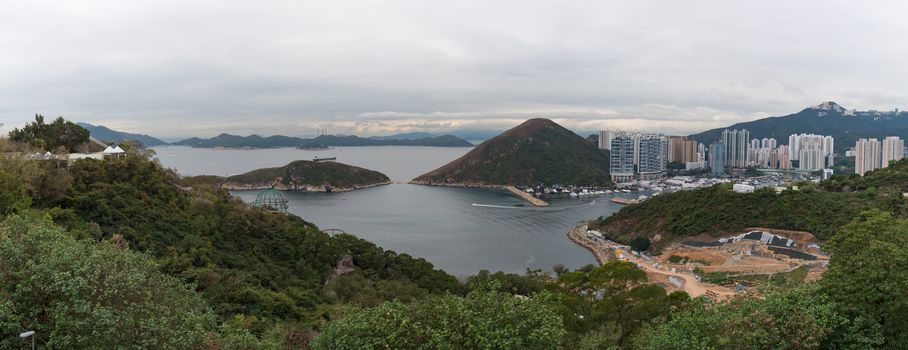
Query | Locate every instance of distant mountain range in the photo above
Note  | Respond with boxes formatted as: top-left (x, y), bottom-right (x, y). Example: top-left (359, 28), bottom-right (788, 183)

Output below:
top-left (171, 133), bottom-right (474, 148)
top-left (75, 124), bottom-right (474, 148)
top-left (77, 123), bottom-right (168, 146)
top-left (688, 102), bottom-right (908, 153)
top-left (412, 118), bottom-right (611, 187)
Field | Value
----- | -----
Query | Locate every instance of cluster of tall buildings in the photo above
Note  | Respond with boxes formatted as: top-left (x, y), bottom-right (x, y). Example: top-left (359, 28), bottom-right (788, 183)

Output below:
top-left (706, 130), bottom-right (835, 175)
top-left (788, 134), bottom-right (834, 171)
top-left (601, 126), bottom-right (908, 180)
top-left (605, 131), bottom-right (669, 182)
top-left (602, 131), bottom-right (710, 182)
top-left (855, 136), bottom-right (904, 176)
top-left (601, 127), bottom-right (859, 181)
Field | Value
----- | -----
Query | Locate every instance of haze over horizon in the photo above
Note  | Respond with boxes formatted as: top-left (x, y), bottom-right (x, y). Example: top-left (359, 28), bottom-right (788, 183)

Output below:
top-left (2, 0), bottom-right (907, 139)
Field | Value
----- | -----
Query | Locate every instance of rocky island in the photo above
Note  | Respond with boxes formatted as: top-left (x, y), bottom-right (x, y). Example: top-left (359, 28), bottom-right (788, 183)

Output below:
top-left (213, 160), bottom-right (391, 192)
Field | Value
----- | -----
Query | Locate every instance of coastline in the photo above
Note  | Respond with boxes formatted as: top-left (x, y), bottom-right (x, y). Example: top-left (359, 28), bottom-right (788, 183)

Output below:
top-left (220, 180), bottom-right (391, 193)
top-left (566, 222), bottom-right (736, 299)
top-left (566, 222), bottom-right (608, 264)
top-left (408, 181), bottom-right (550, 207)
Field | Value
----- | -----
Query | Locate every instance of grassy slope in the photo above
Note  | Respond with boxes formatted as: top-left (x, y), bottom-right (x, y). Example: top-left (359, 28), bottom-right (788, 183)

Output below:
top-left (413, 118), bottom-right (611, 186)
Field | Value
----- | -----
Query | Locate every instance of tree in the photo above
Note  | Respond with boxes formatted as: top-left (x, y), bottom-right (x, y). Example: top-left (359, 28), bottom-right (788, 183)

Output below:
top-left (821, 210), bottom-right (906, 348)
top-left (0, 213), bottom-right (217, 349)
top-left (9, 114), bottom-right (89, 152)
top-left (629, 237), bottom-right (651, 252)
top-left (0, 168), bottom-right (31, 216)
top-left (553, 262), bottom-right (688, 347)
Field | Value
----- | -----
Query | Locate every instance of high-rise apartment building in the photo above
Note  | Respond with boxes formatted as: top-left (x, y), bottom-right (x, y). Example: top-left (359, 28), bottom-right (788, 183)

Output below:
top-left (881, 136), bottom-right (904, 168)
top-left (609, 132), bottom-right (636, 182)
top-left (855, 138), bottom-right (882, 176)
top-left (667, 136), bottom-right (699, 163)
top-left (609, 132), bottom-right (666, 182)
top-left (708, 143), bottom-right (725, 176)
top-left (638, 134), bottom-right (667, 179)
top-left (721, 129), bottom-right (749, 169)
top-left (598, 130), bottom-right (613, 150)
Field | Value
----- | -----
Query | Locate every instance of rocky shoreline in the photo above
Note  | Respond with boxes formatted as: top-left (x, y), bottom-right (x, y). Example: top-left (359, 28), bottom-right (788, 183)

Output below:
top-left (221, 180), bottom-right (391, 193)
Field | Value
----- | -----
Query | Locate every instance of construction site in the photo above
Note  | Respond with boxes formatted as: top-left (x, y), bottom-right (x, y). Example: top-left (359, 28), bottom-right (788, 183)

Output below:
top-left (569, 225), bottom-right (828, 299)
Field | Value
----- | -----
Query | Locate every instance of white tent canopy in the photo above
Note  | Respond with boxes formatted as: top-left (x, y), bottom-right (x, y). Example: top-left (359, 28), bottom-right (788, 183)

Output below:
top-left (102, 145), bottom-right (125, 155)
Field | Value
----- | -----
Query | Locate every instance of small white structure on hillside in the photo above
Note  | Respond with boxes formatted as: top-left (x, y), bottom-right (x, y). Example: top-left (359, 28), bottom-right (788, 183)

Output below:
top-left (102, 145), bottom-right (126, 159)
top-left (732, 183), bottom-right (755, 193)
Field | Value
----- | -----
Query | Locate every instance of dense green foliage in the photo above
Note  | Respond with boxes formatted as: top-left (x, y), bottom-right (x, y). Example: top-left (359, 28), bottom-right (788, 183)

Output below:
top-left (9, 115), bottom-right (91, 152)
top-left (222, 160), bottom-right (390, 190)
top-left (821, 210), bottom-right (908, 349)
top-left (414, 118), bottom-right (612, 186)
top-left (77, 122), bottom-right (168, 146)
top-left (593, 162), bottom-right (908, 247)
top-left (689, 103), bottom-right (908, 153)
top-left (172, 133), bottom-right (473, 148)
top-left (0, 214), bottom-right (218, 349)
top-left (312, 287), bottom-right (565, 349)
top-left (634, 284), bottom-right (880, 349)
top-left (313, 262), bottom-right (689, 349)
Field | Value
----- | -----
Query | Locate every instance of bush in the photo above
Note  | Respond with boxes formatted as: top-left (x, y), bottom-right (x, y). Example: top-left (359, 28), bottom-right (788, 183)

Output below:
top-left (0, 213), bottom-right (217, 349)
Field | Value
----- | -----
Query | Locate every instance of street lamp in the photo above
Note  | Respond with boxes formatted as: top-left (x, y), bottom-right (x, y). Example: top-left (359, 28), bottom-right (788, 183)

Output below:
top-left (19, 331), bottom-right (35, 350)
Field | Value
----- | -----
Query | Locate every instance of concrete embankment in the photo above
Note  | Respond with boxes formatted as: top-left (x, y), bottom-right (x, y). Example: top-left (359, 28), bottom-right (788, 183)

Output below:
top-left (408, 181), bottom-right (550, 207)
top-left (566, 223), bottom-right (608, 264)
top-left (504, 186), bottom-right (549, 207)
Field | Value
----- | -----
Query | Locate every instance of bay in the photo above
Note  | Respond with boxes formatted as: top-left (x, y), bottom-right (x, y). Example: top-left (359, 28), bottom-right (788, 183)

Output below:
top-left (153, 145), bottom-right (630, 277)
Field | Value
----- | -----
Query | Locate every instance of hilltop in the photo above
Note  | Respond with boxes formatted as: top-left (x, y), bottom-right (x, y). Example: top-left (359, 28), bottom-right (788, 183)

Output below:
top-left (689, 102), bottom-right (908, 152)
top-left (172, 133), bottom-right (473, 148)
top-left (412, 118), bottom-right (611, 187)
top-left (217, 160), bottom-right (390, 192)
top-left (77, 122), bottom-right (168, 146)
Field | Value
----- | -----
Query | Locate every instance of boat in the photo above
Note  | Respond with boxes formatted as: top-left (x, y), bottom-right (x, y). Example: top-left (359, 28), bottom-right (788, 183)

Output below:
top-left (313, 156), bottom-right (337, 162)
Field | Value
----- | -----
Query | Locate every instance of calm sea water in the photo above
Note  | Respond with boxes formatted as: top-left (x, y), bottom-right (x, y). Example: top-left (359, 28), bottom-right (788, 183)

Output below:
top-left (153, 146), bottom-right (631, 277)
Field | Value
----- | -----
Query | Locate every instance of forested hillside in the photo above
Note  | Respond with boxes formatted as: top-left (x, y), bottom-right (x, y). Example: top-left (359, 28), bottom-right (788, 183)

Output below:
top-left (413, 118), bottom-right (611, 186)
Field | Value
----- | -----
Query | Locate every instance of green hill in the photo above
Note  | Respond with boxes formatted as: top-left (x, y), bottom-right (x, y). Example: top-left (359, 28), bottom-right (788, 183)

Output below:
top-left (689, 102), bottom-right (908, 153)
top-left (591, 159), bottom-right (908, 250)
top-left (412, 118), bottom-right (611, 187)
top-left (221, 160), bottom-right (390, 191)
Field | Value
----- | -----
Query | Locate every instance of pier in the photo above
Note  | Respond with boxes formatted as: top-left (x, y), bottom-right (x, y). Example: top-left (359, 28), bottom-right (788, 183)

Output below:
top-left (505, 186), bottom-right (549, 207)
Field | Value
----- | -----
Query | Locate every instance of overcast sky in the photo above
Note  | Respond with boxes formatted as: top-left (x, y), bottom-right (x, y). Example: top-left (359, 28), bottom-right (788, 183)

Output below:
top-left (1, 0), bottom-right (906, 139)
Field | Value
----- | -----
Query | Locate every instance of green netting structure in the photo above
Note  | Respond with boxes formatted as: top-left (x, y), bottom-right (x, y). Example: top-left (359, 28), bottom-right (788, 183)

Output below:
top-left (251, 188), bottom-right (289, 212)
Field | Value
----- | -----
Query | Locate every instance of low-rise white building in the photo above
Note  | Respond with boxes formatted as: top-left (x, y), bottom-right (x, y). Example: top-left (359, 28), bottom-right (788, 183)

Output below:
top-left (733, 183), bottom-right (755, 193)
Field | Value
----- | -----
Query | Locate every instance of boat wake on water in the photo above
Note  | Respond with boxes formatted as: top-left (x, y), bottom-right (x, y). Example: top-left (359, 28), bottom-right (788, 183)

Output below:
top-left (471, 203), bottom-right (533, 209)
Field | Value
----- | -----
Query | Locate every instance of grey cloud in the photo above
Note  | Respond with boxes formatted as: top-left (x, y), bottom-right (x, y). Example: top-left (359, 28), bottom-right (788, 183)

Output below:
top-left (1, 0), bottom-right (906, 137)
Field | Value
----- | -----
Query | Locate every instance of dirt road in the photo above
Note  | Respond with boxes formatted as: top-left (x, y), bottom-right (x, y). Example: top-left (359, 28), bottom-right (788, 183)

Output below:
top-left (568, 225), bottom-right (735, 299)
